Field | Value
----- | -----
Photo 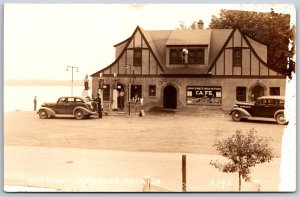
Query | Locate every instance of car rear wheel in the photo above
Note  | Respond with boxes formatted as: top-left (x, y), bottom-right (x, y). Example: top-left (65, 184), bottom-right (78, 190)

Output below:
top-left (39, 109), bottom-right (48, 119)
top-left (276, 113), bottom-right (286, 125)
top-left (75, 109), bottom-right (84, 120)
top-left (231, 111), bottom-right (242, 121)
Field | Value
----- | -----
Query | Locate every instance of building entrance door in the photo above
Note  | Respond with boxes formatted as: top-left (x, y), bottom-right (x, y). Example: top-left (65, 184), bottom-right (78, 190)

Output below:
top-left (163, 85), bottom-right (177, 109)
top-left (252, 85), bottom-right (264, 101)
top-left (117, 84), bottom-right (125, 109)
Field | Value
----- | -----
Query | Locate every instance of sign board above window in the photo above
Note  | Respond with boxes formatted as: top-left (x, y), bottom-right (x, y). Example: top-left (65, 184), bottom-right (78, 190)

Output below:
top-left (186, 86), bottom-right (222, 105)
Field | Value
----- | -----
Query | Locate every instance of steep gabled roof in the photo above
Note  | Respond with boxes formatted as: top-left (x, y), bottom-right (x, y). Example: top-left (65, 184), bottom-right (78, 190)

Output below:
top-left (166, 29), bottom-right (212, 46)
top-left (209, 29), bottom-right (233, 65)
top-left (92, 25), bottom-right (270, 77)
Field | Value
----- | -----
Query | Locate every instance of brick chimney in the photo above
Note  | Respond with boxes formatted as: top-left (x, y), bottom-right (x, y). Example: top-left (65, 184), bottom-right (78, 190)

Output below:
top-left (197, 20), bottom-right (204, 29)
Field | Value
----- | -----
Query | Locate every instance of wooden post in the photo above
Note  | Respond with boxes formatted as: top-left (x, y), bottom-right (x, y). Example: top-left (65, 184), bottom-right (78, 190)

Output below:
top-left (182, 155), bottom-right (186, 192)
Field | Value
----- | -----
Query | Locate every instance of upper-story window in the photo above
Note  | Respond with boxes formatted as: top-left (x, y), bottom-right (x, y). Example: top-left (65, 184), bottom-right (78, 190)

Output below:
top-left (133, 48), bottom-right (142, 66)
top-left (233, 48), bottom-right (242, 67)
top-left (169, 48), bottom-right (204, 65)
top-left (188, 49), bottom-right (204, 64)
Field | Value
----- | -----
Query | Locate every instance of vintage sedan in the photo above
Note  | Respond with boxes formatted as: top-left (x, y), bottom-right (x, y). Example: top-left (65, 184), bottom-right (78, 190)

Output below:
top-left (229, 96), bottom-right (287, 124)
top-left (37, 96), bottom-right (97, 120)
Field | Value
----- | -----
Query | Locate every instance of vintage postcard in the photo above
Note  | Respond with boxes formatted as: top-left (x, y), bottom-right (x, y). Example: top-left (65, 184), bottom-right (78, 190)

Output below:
top-left (3, 4), bottom-right (296, 192)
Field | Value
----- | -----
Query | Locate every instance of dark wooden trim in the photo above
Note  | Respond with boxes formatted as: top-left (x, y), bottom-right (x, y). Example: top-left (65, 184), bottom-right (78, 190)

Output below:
top-left (232, 31), bottom-right (234, 47)
top-left (101, 73), bottom-right (285, 79)
top-left (141, 52), bottom-right (143, 74)
top-left (231, 49), bottom-right (234, 75)
top-left (214, 64), bottom-right (216, 75)
top-left (241, 51), bottom-right (243, 76)
top-left (148, 50), bottom-right (150, 74)
top-left (223, 50), bottom-right (225, 75)
top-left (208, 29), bottom-right (235, 73)
top-left (109, 67), bottom-right (112, 75)
top-left (225, 47), bottom-right (250, 49)
top-left (238, 26), bottom-right (271, 69)
top-left (91, 27), bottom-right (140, 77)
top-left (250, 50), bottom-right (252, 76)
top-left (125, 50), bottom-right (127, 75)
top-left (113, 37), bottom-right (130, 47)
top-left (166, 44), bottom-right (208, 47)
top-left (240, 32), bottom-right (242, 47)
top-left (156, 63), bottom-right (158, 75)
top-left (127, 48), bottom-right (149, 50)
top-left (259, 61), bottom-right (261, 76)
top-left (138, 26), bottom-right (166, 73)
top-left (133, 34), bottom-right (135, 48)
top-left (117, 61), bottom-right (119, 74)
top-left (141, 34), bottom-right (143, 48)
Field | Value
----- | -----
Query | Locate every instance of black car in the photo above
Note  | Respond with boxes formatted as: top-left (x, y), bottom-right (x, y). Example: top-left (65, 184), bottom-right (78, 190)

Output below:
top-left (37, 96), bottom-right (97, 119)
top-left (229, 96), bottom-right (287, 124)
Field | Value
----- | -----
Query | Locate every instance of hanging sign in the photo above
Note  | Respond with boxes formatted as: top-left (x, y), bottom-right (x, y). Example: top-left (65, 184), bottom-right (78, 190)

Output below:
top-left (186, 86), bottom-right (222, 105)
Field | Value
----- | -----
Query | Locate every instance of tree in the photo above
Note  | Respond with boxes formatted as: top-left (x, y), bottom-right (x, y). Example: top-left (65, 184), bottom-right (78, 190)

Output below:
top-left (209, 9), bottom-right (295, 76)
top-left (209, 129), bottom-right (274, 192)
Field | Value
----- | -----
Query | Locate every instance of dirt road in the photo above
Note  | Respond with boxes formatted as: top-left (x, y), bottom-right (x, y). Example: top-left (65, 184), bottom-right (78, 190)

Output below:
top-left (4, 111), bottom-right (285, 155)
top-left (4, 111), bottom-right (286, 192)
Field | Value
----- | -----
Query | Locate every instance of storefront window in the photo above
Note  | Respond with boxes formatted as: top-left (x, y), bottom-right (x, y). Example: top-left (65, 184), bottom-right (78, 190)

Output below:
top-left (186, 86), bottom-right (222, 105)
top-left (149, 85), bottom-right (156, 96)
top-left (131, 85), bottom-right (142, 100)
top-left (103, 84), bottom-right (110, 101)
top-left (236, 87), bottom-right (246, 101)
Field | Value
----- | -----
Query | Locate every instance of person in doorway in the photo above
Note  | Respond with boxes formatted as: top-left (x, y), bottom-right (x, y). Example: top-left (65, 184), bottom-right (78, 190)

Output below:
top-left (119, 89), bottom-right (124, 110)
top-left (95, 94), bottom-right (102, 118)
top-left (34, 96), bottom-right (37, 111)
top-left (133, 94), bottom-right (140, 114)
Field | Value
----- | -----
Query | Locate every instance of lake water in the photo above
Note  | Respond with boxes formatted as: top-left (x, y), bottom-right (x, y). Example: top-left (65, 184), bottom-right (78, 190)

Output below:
top-left (4, 85), bottom-right (88, 112)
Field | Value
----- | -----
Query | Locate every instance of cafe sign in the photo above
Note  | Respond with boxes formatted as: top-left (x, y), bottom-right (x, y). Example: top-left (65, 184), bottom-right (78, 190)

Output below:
top-left (186, 86), bottom-right (222, 105)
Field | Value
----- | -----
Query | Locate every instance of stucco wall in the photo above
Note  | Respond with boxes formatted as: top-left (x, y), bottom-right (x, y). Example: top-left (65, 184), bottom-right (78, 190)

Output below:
top-left (92, 76), bottom-right (286, 111)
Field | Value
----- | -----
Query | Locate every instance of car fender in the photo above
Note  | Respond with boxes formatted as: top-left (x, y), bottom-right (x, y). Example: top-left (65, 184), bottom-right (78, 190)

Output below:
top-left (73, 106), bottom-right (97, 116)
top-left (274, 109), bottom-right (285, 119)
top-left (229, 108), bottom-right (251, 118)
top-left (37, 107), bottom-right (56, 116)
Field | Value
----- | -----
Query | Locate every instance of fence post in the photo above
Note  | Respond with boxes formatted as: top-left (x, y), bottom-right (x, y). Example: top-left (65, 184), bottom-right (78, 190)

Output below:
top-left (182, 155), bottom-right (186, 192)
top-left (142, 176), bottom-right (151, 192)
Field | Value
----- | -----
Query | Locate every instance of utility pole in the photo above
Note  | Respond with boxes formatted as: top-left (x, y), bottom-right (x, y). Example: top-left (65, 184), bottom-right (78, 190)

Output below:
top-left (66, 66), bottom-right (79, 95)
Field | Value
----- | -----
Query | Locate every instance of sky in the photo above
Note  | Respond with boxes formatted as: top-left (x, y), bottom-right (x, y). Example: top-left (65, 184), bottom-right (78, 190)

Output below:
top-left (4, 4), bottom-right (295, 81)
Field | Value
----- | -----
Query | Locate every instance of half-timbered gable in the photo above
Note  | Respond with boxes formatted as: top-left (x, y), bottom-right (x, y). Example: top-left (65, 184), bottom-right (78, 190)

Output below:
top-left (208, 27), bottom-right (281, 76)
top-left (92, 26), bottom-right (164, 78)
top-left (91, 25), bottom-right (286, 111)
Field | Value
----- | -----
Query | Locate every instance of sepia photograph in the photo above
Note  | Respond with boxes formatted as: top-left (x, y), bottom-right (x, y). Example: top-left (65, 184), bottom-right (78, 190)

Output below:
top-left (3, 3), bottom-right (296, 192)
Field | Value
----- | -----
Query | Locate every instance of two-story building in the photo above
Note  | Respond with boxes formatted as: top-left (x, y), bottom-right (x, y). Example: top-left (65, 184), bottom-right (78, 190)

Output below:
top-left (91, 25), bottom-right (286, 112)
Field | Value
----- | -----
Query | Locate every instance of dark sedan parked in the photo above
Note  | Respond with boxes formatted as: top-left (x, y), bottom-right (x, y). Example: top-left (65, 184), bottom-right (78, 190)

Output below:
top-left (229, 96), bottom-right (287, 124)
top-left (37, 96), bottom-right (97, 119)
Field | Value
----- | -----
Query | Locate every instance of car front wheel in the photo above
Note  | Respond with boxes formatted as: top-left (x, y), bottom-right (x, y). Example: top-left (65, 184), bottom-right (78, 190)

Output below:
top-left (74, 109), bottom-right (84, 120)
top-left (231, 111), bottom-right (242, 121)
top-left (39, 109), bottom-right (48, 119)
top-left (276, 113), bottom-right (287, 125)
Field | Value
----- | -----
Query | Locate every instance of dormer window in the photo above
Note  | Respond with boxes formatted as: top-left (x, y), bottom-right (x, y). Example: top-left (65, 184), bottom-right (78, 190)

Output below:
top-left (169, 48), bottom-right (205, 65)
top-left (133, 48), bottom-right (142, 66)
